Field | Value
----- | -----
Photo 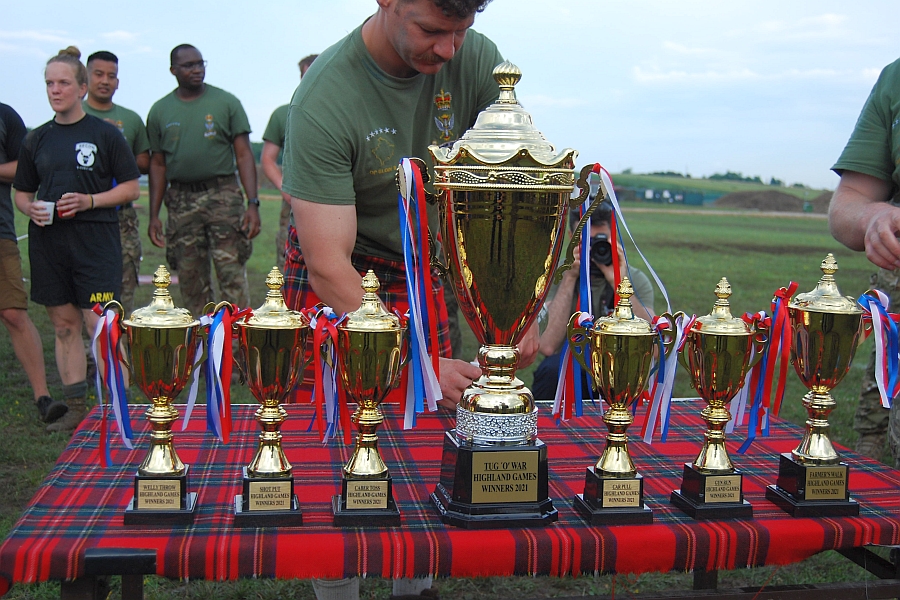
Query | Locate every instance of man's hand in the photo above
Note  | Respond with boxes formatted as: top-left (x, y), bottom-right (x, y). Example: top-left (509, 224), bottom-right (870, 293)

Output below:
top-left (862, 203), bottom-right (900, 270)
top-left (597, 240), bottom-right (627, 286)
top-left (437, 357), bottom-right (481, 410)
top-left (148, 216), bottom-right (165, 248)
top-left (829, 170), bottom-right (897, 269)
top-left (242, 205), bottom-right (261, 239)
top-left (517, 323), bottom-right (540, 368)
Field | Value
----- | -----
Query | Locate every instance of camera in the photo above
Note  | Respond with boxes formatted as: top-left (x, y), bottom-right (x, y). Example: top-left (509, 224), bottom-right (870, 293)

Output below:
top-left (589, 233), bottom-right (613, 267)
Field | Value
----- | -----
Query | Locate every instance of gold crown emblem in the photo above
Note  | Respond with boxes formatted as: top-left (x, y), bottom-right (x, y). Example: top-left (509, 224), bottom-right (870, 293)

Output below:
top-left (434, 89), bottom-right (451, 111)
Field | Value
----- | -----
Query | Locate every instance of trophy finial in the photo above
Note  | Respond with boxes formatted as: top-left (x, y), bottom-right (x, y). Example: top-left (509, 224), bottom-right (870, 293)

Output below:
top-left (153, 265), bottom-right (171, 290)
top-left (493, 61), bottom-right (522, 104)
top-left (266, 267), bottom-right (285, 292)
top-left (362, 270), bottom-right (380, 295)
top-left (821, 253), bottom-right (838, 277)
top-left (715, 277), bottom-right (732, 301)
top-left (611, 277), bottom-right (636, 320)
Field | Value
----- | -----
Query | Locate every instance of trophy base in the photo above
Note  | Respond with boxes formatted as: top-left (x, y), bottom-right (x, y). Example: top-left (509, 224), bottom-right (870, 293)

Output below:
top-left (431, 431), bottom-right (558, 529)
top-left (573, 467), bottom-right (653, 525)
top-left (765, 453), bottom-right (859, 517)
top-left (332, 476), bottom-right (401, 527)
top-left (124, 465), bottom-right (197, 525)
top-left (233, 468), bottom-right (303, 527)
top-left (670, 463), bottom-right (752, 520)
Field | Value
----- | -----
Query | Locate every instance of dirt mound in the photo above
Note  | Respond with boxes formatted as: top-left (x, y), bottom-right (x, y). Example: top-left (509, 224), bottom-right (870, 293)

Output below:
top-left (713, 190), bottom-right (832, 214)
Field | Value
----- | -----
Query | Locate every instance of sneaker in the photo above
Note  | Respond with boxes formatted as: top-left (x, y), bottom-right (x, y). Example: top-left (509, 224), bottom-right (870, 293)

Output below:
top-left (35, 396), bottom-right (68, 424)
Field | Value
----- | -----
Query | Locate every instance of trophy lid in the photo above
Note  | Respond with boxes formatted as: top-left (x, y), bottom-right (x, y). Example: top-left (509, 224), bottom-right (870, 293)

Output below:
top-left (429, 61), bottom-right (575, 167)
top-left (340, 271), bottom-right (402, 332)
top-left (240, 267), bottom-right (309, 329)
top-left (125, 265), bottom-right (198, 328)
top-left (694, 278), bottom-right (752, 335)
top-left (595, 278), bottom-right (654, 335)
top-left (789, 254), bottom-right (862, 315)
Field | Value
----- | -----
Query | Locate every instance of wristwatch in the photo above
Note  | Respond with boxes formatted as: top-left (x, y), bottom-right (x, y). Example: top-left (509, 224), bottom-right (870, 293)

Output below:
top-left (247, 197), bottom-right (260, 207)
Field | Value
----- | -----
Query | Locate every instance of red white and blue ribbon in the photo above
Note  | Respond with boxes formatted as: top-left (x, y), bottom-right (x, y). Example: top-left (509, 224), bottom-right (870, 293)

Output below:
top-left (91, 304), bottom-right (134, 466)
top-left (552, 312), bottom-right (593, 422)
top-left (642, 312), bottom-right (694, 443)
top-left (306, 306), bottom-right (352, 445)
top-left (858, 291), bottom-right (900, 408)
top-left (726, 311), bottom-right (768, 443)
top-left (398, 158), bottom-right (441, 427)
top-left (203, 304), bottom-right (251, 444)
top-left (181, 315), bottom-right (211, 431)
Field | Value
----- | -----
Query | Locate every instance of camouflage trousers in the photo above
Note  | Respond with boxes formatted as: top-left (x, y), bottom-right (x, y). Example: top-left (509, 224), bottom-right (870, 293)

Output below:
top-left (164, 177), bottom-right (252, 318)
top-left (853, 268), bottom-right (900, 466)
top-left (118, 204), bottom-right (141, 315)
top-left (275, 199), bottom-right (291, 271)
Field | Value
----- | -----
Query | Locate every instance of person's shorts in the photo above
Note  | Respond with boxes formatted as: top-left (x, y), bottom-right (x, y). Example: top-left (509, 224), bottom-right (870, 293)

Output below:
top-left (0, 238), bottom-right (28, 311)
top-left (28, 219), bottom-right (121, 309)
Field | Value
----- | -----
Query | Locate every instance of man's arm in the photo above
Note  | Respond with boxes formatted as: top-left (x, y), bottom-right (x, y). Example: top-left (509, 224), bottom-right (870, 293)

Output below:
top-left (56, 180), bottom-right (140, 217)
top-left (261, 141), bottom-right (285, 195)
top-left (233, 133), bottom-right (260, 239)
top-left (538, 266), bottom-right (578, 357)
top-left (147, 152), bottom-right (167, 248)
top-left (829, 170), bottom-right (899, 270)
top-left (0, 160), bottom-right (16, 184)
top-left (135, 151), bottom-right (150, 175)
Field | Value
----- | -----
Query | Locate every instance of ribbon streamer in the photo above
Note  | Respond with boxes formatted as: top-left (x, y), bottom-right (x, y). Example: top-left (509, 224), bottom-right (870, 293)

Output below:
top-left (307, 306), bottom-right (352, 445)
top-left (552, 312), bottom-right (594, 422)
top-left (203, 304), bottom-right (251, 443)
top-left (90, 304), bottom-right (134, 466)
top-left (858, 291), bottom-right (900, 408)
top-left (642, 313), bottom-right (693, 443)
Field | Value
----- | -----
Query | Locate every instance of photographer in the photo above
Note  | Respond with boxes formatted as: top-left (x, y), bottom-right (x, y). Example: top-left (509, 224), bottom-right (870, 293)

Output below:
top-left (531, 200), bottom-right (654, 400)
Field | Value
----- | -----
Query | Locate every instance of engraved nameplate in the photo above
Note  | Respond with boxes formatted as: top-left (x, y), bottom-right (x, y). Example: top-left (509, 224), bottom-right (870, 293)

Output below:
top-left (704, 475), bottom-right (741, 503)
top-left (345, 481), bottom-right (389, 509)
top-left (136, 479), bottom-right (181, 510)
top-left (805, 466), bottom-right (847, 500)
top-left (247, 481), bottom-right (292, 511)
top-left (601, 479), bottom-right (641, 508)
top-left (471, 451), bottom-right (539, 504)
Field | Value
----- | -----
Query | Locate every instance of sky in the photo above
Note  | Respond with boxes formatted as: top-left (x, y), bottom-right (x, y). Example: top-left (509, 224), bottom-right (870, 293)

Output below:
top-left (2, 0), bottom-right (898, 190)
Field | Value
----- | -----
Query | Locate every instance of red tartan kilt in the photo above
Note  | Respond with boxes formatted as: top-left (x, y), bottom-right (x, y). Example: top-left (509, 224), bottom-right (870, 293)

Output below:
top-left (283, 225), bottom-right (451, 404)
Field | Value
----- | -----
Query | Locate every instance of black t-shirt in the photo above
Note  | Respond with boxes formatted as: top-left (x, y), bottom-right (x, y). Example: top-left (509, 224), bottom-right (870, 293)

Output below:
top-left (14, 114), bottom-right (140, 223)
top-left (0, 103), bottom-right (27, 241)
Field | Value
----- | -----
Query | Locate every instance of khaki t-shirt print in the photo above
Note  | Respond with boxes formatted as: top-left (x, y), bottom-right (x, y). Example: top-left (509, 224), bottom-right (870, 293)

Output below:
top-left (366, 125), bottom-right (399, 177)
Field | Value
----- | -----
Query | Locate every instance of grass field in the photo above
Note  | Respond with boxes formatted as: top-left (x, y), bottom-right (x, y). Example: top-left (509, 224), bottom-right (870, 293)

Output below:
top-left (609, 172), bottom-right (825, 200)
top-left (0, 194), bottom-right (886, 599)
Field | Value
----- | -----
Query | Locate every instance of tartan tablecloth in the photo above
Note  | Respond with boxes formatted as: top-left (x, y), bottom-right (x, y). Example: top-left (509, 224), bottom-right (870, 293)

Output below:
top-left (3, 400), bottom-right (900, 590)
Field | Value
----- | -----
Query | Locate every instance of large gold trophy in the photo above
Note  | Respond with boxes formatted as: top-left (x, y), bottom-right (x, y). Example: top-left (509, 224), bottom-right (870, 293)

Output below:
top-left (569, 279), bottom-right (673, 524)
top-left (766, 254), bottom-right (863, 516)
top-left (233, 267), bottom-right (310, 527)
top-left (332, 272), bottom-right (405, 526)
top-left (421, 61), bottom-right (593, 528)
top-left (121, 265), bottom-right (201, 525)
top-left (670, 278), bottom-right (765, 520)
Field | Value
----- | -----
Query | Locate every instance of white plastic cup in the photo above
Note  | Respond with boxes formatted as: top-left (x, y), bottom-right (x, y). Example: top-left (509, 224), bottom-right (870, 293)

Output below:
top-left (33, 200), bottom-right (54, 225)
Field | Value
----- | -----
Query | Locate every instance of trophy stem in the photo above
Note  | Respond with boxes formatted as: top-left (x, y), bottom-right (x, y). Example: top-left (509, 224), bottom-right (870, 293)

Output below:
top-left (693, 404), bottom-right (735, 474)
top-left (596, 404), bottom-right (636, 476)
top-left (248, 399), bottom-right (292, 477)
top-left (343, 404), bottom-right (388, 478)
top-left (792, 390), bottom-right (839, 464)
top-left (138, 397), bottom-right (185, 476)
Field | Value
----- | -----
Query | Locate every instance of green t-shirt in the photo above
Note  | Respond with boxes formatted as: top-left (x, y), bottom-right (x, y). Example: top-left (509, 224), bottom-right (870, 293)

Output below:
top-left (282, 24), bottom-right (503, 261)
top-left (263, 104), bottom-right (289, 147)
top-left (82, 102), bottom-right (150, 157)
top-left (832, 56), bottom-right (900, 204)
top-left (146, 84), bottom-right (251, 183)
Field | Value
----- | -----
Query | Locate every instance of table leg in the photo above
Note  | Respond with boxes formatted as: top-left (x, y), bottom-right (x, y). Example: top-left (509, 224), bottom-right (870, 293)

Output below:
top-left (59, 576), bottom-right (109, 600)
top-left (693, 568), bottom-right (718, 590)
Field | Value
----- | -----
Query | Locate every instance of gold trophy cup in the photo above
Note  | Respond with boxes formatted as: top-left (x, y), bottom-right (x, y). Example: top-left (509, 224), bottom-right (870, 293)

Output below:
top-left (332, 271), bottom-right (405, 526)
top-left (421, 62), bottom-right (597, 528)
top-left (121, 265), bottom-right (201, 525)
top-left (570, 279), bottom-right (674, 525)
top-left (670, 278), bottom-right (766, 520)
top-left (233, 267), bottom-right (310, 526)
top-left (766, 254), bottom-right (864, 516)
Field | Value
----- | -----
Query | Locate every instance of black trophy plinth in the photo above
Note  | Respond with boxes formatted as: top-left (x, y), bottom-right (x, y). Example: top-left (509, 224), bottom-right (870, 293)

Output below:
top-left (573, 466), bottom-right (653, 525)
top-left (765, 453), bottom-right (859, 517)
top-left (124, 465), bottom-right (198, 525)
top-left (234, 467), bottom-right (303, 527)
top-left (332, 476), bottom-right (401, 527)
top-left (431, 430), bottom-right (558, 529)
top-left (670, 463), bottom-right (752, 520)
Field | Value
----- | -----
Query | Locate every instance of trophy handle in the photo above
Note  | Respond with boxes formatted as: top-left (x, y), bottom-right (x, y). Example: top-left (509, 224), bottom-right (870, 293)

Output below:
top-left (102, 300), bottom-right (131, 371)
top-left (427, 229), bottom-right (448, 278)
top-left (749, 320), bottom-right (770, 369)
top-left (656, 311), bottom-right (681, 361)
top-left (555, 165), bottom-right (603, 285)
top-left (567, 312), bottom-right (592, 374)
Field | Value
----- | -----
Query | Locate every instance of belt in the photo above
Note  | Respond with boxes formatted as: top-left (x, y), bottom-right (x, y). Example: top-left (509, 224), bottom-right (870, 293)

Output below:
top-left (169, 174), bottom-right (236, 193)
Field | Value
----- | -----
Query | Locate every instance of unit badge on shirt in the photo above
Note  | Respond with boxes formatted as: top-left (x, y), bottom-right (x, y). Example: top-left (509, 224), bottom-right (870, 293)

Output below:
top-left (366, 126), bottom-right (398, 176)
top-left (204, 114), bottom-right (217, 138)
top-left (75, 142), bottom-right (97, 169)
top-left (433, 89), bottom-right (454, 142)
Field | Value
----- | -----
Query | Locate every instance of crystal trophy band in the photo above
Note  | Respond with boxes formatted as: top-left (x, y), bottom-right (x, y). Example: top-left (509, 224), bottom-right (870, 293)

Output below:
top-left (94, 61), bottom-right (880, 529)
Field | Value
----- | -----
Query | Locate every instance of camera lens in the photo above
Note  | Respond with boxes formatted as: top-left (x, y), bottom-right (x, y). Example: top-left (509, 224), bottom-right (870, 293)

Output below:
top-left (590, 234), bottom-right (613, 267)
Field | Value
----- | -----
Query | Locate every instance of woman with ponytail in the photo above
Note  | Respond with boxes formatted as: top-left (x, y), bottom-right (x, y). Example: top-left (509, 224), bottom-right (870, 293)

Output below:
top-left (13, 46), bottom-right (140, 433)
